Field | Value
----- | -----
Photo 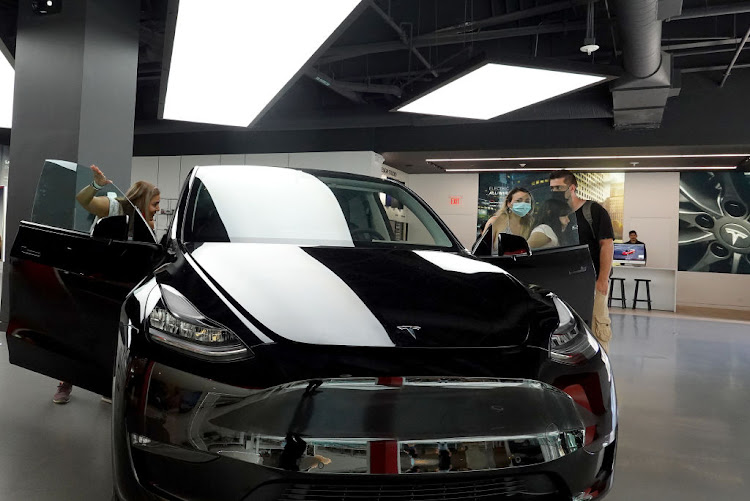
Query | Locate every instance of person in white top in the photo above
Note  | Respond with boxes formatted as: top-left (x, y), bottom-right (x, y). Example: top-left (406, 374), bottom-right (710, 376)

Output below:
top-left (528, 198), bottom-right (571, 250)
top-left (76, 164), bottom-right (161, 230)
top-left (482, 187), bottom-right (534, 254)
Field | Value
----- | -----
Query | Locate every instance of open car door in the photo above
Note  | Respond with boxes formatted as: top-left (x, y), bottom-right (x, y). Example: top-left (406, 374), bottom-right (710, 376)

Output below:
top-left (6, 161), bottom-right (161, 396)
top-left (473, 228), bottom-right (596, 325)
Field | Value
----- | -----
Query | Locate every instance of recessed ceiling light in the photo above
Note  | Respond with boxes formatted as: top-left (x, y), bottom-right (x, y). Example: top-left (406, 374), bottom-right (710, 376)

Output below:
top-left (428, 153), bottom-right (750, 162)
top-left (443, 166), bottom-right (737, 172)
top-left (394, 63), bottom-right (606, 120)
top-left (162, 0), bottom-right (363, 127)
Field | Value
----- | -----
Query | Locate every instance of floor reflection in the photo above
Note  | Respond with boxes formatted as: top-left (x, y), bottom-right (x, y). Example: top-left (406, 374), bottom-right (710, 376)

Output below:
top-left (606, 312), bottom-right (750, 500)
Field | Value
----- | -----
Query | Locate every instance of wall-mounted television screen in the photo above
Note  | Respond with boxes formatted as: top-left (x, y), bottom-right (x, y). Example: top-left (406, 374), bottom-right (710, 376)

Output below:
top-left (613, 243), bottom-right (646, 266)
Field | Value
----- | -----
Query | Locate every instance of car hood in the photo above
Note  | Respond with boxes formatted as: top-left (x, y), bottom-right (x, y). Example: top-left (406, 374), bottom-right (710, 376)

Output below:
top-left (187, 243), bottom-right (534, 348)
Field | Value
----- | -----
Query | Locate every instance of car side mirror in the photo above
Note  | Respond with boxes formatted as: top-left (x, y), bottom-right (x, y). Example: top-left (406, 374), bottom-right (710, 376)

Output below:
top-left (91, 215), bottom-right (128, 241)
top-left (498, 233), bottom-right (531, 257)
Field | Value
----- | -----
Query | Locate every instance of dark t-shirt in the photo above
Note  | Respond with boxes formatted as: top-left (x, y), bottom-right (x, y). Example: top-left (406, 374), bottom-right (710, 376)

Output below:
top-left (574, 201), bottom-right (614, 278)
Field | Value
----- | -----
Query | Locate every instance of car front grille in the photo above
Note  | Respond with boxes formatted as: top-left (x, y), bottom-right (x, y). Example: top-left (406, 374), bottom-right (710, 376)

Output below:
top-left (275, 475), bottom-right (559, 500)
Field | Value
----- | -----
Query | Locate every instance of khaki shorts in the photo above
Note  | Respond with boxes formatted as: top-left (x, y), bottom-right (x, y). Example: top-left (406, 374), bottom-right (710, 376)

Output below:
top-left (592, 289), bottom-right (612, 353)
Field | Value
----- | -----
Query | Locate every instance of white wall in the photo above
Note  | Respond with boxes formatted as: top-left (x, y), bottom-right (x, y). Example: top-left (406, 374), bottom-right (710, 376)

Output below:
top-left (406, 173), bottom-right (479, 249)
top-left (676, 272), bottom-right (749, 311)
top-left (133, 151), bottom-right (385, 190)
top-left (622, 172), bottom-right (680, 270)
top-left (622, 171), bottom-right (750, 311)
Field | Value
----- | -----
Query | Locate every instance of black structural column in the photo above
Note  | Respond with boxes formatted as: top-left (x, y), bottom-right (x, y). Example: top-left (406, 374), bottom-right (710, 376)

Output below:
top-left (1, 0), bottom-right (139, 323)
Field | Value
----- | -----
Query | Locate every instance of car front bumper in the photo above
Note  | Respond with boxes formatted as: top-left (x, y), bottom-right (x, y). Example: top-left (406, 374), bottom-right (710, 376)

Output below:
top-left (113, 345), bottom-right (615, 500)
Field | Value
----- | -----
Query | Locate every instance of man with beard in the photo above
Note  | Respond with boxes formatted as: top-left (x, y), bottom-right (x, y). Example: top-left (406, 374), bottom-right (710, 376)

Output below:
top-left (549, 170), bottom-right (614, 353)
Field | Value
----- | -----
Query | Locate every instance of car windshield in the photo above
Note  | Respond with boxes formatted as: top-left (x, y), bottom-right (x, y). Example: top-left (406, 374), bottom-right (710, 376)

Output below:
top-left (181, 165), bottom-right (456, 249)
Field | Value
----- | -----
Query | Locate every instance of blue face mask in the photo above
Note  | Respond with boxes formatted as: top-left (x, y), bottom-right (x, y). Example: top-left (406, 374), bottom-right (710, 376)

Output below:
top-left (511, 202), bottom-right (532, 217)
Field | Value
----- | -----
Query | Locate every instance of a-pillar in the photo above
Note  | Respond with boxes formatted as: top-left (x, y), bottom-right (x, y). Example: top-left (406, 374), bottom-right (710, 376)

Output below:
top-left (1, 0), bottom-right (140, 322)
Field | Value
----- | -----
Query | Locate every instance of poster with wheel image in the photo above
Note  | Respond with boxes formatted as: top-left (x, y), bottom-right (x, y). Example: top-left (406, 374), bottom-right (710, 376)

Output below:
top-left (679, 171), bottom-right (750, 274)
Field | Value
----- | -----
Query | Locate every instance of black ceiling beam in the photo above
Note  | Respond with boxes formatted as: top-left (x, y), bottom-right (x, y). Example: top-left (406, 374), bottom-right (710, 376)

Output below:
top-left (562, 37), bottom-right (750, 60)
top-left (319, 21), bottom-right (588, 64)
top-left (305, 69), bottom-right (366, 104)
top-left (346, 68), bottom-right (455, 81)
top-left (663, 37), bottom-right (743, 51)
top-left (666, 2), bottom-right (750, 21)
top-left (434, 0), bottom-right (595, 34)
top-left (305, 68), bottom-right (402, 100)
top-left (672, 46), bottom-right (749, 57)
top-left (368, 0), bottom-right (438, 77)
top-left (681, 63), bottom-right (750, 73)
top-left (720, 25), bottom-right (750, 87)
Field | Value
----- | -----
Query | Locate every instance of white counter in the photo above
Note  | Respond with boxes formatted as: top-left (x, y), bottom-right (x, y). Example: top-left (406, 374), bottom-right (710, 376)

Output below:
top-left (610, 265), bottom-right (676, 312)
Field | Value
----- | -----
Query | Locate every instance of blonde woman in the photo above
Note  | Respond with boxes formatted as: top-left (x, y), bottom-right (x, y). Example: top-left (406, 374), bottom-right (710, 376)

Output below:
top-left (482, 187), bottom-right (534, 253)
top-left (76, 164), bottom-right (161, 230)
top-left (53, 165), bottom-right (161, 405)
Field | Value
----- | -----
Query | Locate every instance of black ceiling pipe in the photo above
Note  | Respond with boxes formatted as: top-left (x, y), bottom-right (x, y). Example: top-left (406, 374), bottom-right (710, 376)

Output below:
top-left (609, 0), bottom-right (674, 129)
top-left (667, 3), bottom-right (750, 21)
top-left (614, 0), bottom-right (662, 78)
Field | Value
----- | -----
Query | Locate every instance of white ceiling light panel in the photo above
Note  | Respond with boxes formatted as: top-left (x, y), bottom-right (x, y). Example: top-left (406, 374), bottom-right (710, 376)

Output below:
top-left (163, 0), bottom-right (362, 127)
top-left (0, 46), bottom-right (14, 128)
top-left (397, 63), bottom-right (606, 120)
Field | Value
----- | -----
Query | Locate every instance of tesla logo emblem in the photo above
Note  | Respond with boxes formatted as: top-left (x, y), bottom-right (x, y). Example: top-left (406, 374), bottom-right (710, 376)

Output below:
top-left (723, 225), bottom-right (750, 247)
top-left (397, 326), bottom-right (421, 339)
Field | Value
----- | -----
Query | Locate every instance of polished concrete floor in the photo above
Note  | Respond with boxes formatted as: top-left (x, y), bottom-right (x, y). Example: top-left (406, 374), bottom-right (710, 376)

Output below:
top-left (0, 310), bottom-right (748, 500)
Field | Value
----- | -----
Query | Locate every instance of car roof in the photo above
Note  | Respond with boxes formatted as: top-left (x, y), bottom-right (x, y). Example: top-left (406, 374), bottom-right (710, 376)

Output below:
top-left (191, 164), bottom-right (401, 186)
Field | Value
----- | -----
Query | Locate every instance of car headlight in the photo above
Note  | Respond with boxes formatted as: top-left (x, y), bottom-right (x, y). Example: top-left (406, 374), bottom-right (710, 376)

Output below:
top-left (147, 285), bottom-right (252, 362)
top-left (549, 294), bottom-right (599, 365)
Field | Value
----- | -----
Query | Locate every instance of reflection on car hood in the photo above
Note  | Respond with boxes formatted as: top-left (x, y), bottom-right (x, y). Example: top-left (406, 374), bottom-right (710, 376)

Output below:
top-left (188, 243), bottom-right (532, 348)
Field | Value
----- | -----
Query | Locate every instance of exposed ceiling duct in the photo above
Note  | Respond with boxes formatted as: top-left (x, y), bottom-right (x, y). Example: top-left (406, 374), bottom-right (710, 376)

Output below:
top-left (619, 0), bottom-right (664, 78)
top-left (610, 0), bottom-right (682, 129)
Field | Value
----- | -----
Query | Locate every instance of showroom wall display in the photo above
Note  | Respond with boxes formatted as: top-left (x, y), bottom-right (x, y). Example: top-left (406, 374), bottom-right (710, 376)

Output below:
top-left (406, 169), bottom-right (747, 311)
top-left (678, 170), bottom-right (750, 275)
top-left (477, 172), bottom-right (625, 240)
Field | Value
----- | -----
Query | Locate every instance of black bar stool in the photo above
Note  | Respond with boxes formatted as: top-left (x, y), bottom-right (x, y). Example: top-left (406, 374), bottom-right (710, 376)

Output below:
top-left (633, 279), bottom-right (652, 310)
top-left (608, 277), bottom-right (627, 308)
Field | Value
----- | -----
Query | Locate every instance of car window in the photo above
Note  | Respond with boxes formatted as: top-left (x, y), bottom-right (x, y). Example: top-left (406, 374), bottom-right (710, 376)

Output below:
top-left (329, 183), bottom-right (447, 247)
top-left (181, 165), bottom-right (456, 249)
top-left (527, 210), bottom-right (581, 251)
top-left (473, 205), bottom-right (581, 256)
top-left (30, 160), bottom-right (156, 243)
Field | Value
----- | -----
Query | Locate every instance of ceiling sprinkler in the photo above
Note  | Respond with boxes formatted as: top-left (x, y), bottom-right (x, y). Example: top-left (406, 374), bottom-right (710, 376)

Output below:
top-left (580, 1), bottom-right (598, 55)
top-left (580, 42), bottom-right (600, 55)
